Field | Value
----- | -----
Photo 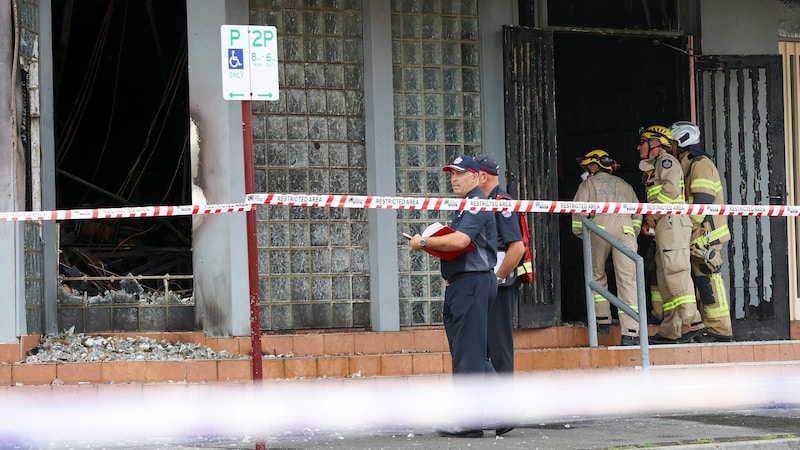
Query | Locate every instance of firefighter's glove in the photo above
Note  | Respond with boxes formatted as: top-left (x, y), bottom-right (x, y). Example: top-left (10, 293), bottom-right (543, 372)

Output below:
top-left (691, 242), bottom-right (715, 261)
top-left (691, 243), bottom-right (723, 272)
top-left (705, 251), bottom-right (723, 272)
top-left (690, 226), bottom-right (712, 259)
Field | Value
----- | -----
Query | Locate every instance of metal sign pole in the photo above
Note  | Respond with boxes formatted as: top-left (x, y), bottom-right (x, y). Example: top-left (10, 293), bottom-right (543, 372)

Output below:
top-left (241, 100), bottom-right (263, 381)
top-left (222, 24), bottom-right (277, 450)
top-left (221, 24), bottom-right (278, 383)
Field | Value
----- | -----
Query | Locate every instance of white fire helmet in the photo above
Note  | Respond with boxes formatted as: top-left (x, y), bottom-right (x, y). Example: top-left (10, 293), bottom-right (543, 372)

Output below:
top-left (669, 121), bottom-right (701, 148)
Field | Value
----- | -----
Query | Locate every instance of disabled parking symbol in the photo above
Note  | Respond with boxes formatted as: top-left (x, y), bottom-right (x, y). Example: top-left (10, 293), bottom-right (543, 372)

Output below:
top-left (228, 48), bottom-right (244, 69)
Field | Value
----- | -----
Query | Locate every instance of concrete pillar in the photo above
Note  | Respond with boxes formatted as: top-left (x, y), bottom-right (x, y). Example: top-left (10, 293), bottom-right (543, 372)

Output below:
top-left (363, 0), bottom-right (400, 331)
top-left (479, 0), bottom-right (517, 184)
top-left (186, 0), bottom-right (250, 337)
top-left (39, 0), bottom-right (59, 335)
top-left (0, 0), bottom-right (26, 341)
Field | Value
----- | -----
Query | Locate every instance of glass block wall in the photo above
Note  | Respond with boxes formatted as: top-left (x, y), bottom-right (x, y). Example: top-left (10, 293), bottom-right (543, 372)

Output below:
top-left (250, 0), bottom-right (370, 330)
top-left (392, 0), bottom-right (483, 325)
top-left (24, 222), bottom-right (45, 334)
top-left (20, 0), bottom-right (44, 335)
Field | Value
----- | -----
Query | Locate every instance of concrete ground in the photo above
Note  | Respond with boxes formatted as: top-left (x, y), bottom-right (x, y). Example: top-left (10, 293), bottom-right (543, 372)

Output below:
top-left (152, 405), bottom-right (800, 449)
top-left (5, 365), bottom-right (800, 449)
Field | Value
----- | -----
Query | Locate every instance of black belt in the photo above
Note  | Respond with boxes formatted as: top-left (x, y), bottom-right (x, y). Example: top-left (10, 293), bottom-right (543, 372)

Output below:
top-left (445, 270), bottom-right (490, 284)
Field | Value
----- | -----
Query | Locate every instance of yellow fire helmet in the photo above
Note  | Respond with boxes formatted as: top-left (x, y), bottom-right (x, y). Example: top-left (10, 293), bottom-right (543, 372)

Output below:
top-left (577, 149), bottom-right (615, 171)
top-left (639, 125), bottom-right (673, 148)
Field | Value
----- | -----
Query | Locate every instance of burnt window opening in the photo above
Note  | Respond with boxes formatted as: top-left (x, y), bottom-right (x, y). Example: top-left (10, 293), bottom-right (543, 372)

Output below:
top-left (51, 0), bottom-right (192, 301)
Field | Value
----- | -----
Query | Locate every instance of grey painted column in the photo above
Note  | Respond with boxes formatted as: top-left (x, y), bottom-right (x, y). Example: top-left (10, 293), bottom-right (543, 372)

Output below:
top-left (186, 0), bottom-right (251, 337)
top-left (0, 0), bottom-right (25, 341)
top-left (479, 0), bottom-right (517, 186)
top-left (363, 0), bottom-right (400, 331)
top-left (39, 0), bottom-right (59, 334)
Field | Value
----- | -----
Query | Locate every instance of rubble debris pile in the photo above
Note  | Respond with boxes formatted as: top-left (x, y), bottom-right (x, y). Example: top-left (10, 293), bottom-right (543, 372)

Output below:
top-left (23, 328), bottom-right (247, 363)
top-left (57, 279), bottom-right (193, 306)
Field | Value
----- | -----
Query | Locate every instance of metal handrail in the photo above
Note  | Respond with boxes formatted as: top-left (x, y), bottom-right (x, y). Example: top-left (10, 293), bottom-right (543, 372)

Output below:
top-left (581, 217), bottom-right (650, 374)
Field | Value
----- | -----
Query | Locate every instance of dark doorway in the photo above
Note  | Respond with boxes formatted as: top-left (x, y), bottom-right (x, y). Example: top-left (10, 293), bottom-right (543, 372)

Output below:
top-left (51, 0), bottom-right (192, 298)
top-left (553, 32), bottom-right (690, 323)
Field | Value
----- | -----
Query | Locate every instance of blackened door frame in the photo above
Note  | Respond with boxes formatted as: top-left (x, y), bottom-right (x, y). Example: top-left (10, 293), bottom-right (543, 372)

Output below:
top-left (503, 26), bottom-right (560, 328)
top-left (695, 55), bottom-right (790, 340)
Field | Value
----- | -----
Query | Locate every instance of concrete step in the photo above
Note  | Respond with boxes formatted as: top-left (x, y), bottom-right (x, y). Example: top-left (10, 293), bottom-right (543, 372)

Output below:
top-left (1, 326), bottom-right (799, 386)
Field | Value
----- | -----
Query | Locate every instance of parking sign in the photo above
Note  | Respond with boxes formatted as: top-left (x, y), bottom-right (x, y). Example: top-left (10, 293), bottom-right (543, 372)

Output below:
top-left (220, 25), bottom-right (279, 101)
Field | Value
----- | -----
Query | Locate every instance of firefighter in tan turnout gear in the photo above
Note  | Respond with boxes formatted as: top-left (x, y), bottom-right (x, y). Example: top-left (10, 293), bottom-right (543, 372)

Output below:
top-left (669, 121), bottom-right (733, 342)
top-left (572, 150), bottom-right (643, 346)
top-left (637, 125), bottom-right (706, 344)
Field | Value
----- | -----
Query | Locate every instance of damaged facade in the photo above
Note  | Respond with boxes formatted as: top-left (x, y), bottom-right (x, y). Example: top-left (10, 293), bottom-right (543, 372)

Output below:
top-left (1, 0), bottom-right (799, 343)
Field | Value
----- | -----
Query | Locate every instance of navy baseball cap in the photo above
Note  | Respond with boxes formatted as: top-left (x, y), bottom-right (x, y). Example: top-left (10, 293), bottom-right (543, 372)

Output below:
top-left (475, 155), bottom-right (500, 175)
top-left (443, 155), bottom-right (479, 173)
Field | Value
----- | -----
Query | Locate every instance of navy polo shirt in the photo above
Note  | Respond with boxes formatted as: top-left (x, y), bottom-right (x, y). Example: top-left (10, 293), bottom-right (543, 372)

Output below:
top-left (440, 186), bottom-right (497, 278)
top-left (489, 186), bottom-right (523, 251)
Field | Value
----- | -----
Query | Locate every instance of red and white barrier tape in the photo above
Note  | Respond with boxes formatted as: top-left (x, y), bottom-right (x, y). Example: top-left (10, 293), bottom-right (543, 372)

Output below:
top-left (0, 203), bottom-right (254, 222)
top-left (246, 193), bottom-right (800, 217)
top-left (0, 194), bottom-right (795, 222)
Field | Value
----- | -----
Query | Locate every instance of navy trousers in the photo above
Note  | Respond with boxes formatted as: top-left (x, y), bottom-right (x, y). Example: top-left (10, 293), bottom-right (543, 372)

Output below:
top-left (487, 282), bottom-right (517, 373)
top-left (443, 271), bottom-right (497, 375)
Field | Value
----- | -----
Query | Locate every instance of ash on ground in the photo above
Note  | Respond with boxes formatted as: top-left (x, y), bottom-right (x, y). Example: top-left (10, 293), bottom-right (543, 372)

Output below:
top-left (22, 328), bottom-right (247, 363)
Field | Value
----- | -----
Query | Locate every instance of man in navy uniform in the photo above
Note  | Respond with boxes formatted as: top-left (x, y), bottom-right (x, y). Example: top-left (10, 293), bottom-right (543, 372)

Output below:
top-left (409, 154), bottom-right (497, 438)
top-left (475, 155), bottom-right (524, 374)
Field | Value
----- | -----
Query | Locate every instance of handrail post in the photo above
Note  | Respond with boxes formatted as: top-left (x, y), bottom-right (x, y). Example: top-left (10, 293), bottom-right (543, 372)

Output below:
top-left (635, 255), bottom-right (650, 374)
top-left (581, 218), bottom-right (650, 375)
top-left (583, 222), bottom-right (598, 347)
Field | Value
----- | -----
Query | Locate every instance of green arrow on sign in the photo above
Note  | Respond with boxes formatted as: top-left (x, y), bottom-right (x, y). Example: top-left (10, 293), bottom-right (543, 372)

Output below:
top-left (229, 92), bottom-right (245, 98)
top-left (256, 92), bottom-right (274, 98)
